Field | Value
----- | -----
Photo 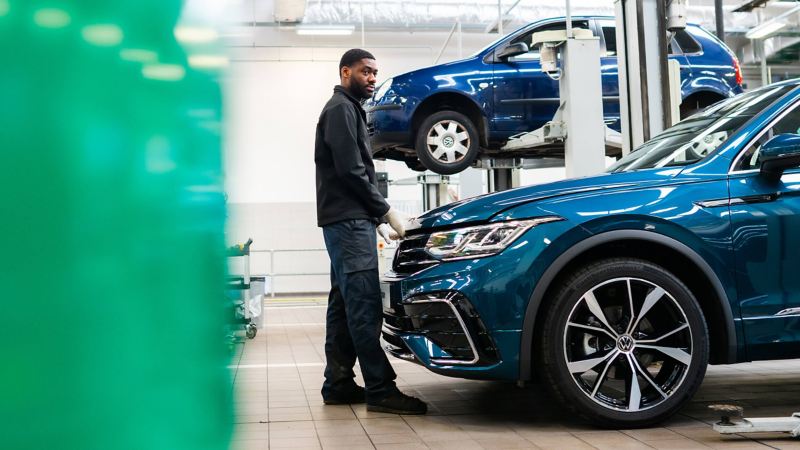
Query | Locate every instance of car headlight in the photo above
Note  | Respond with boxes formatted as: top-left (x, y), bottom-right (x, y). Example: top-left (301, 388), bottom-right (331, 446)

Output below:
top-left (373, 78), bottom-right (393, 102)
top-left (424, 217), bottom-right (562, 261)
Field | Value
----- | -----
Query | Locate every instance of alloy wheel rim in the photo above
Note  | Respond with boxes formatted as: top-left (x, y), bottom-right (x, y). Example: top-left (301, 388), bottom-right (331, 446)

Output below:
top-left (426, 120), bottom-right (470, 164)
top-left (562, 277), bottom-right (693, 413)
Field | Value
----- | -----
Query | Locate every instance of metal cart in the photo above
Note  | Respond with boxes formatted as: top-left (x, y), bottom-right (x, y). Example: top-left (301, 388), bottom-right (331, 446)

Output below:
top-left (226, 238), bottom-right (261, 340)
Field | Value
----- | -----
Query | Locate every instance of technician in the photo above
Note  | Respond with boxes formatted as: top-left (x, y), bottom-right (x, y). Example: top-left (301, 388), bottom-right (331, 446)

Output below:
top-left (314, 48), bottom-right (427, 415)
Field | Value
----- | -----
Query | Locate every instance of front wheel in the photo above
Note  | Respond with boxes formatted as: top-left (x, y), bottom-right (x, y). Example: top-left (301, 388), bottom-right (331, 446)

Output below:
top-left (415, 110), bottom-right (480, 175)
top-left (538, 258), bottom-right (709, 428)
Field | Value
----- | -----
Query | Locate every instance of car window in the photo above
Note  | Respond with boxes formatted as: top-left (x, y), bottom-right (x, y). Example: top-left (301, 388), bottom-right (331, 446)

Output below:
top-left (673, 29), bottom-right (702, 54)
top-left (597, 21), bottom-right (679, 57)
top-left (735, 102), bottom-right (800, 171)
top-left (508, 20), bottom-right (590, 62)
top-left (608, 84), bottom-right (797, 172)
top-left (601, 25), bottom-right (617, 56)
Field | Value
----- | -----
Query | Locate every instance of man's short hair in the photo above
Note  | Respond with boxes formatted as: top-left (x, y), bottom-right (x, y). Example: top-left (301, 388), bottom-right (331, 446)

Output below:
top-left (339, 48), bottom-right (375, 72)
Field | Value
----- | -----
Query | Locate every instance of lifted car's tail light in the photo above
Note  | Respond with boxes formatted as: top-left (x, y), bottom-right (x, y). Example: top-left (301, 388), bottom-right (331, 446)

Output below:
top-left (733, 56), bottom-right (743, 86)
top-left (425, 217), bottom-right (562, 261)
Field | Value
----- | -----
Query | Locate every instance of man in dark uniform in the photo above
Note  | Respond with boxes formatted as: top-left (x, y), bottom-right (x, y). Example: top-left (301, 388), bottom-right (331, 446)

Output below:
top-left (314, 49), bottom-right (427, 415)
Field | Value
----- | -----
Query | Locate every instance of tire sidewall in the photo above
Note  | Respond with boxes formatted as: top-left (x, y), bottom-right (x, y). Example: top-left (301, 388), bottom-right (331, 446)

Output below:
top-left (415, 110), bottom-right (480, 175)
top-left (541, 259), bottom-right (709, 427)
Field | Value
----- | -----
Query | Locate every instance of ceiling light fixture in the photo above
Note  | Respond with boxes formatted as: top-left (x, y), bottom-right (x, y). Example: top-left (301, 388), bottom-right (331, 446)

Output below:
top-left (295, 25), bottom-right (355, 36)
top-left (745, 21), bottom-right (786, 39)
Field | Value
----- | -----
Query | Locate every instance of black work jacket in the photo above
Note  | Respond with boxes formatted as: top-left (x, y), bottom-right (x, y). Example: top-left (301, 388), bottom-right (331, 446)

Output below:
top-left (315, 86), bottom-right (390, 227)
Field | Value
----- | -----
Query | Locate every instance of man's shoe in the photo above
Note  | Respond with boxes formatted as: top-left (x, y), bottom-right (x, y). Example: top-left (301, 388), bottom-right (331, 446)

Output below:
top-left (366, 391), bottom-right (427, 415)
top-left (323, 385), bottom-right (365, 405)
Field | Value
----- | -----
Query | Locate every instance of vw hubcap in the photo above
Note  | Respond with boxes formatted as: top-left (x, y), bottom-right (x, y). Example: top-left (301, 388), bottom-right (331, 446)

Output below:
top-left (563, 277), bottom-right (693, 413)
top-left (426, 120), bottom-right (470, 164)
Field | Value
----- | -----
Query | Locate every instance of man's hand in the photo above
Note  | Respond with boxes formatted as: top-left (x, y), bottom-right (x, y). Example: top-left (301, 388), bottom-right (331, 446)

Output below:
top-left (383, 207), bottom-right (408, 239)
top-left (377, 223), bottom-right (399, 244)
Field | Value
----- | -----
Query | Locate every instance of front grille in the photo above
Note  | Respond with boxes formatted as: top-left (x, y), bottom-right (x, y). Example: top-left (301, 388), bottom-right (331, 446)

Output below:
top-left (367, 122), bottom-right (376, 136)
top-left (383, 292), bottom-right (499, 365)
top-left (392, 234), bottom-right (438, 275)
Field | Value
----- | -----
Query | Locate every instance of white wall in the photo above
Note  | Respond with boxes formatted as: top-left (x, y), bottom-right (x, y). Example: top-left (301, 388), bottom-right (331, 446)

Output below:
top-left (221, 29), bottom-right (579, 293)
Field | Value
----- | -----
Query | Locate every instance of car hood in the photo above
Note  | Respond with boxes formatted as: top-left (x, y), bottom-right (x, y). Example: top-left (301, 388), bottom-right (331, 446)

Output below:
top-left (410, 169), bottom-right (684, 231)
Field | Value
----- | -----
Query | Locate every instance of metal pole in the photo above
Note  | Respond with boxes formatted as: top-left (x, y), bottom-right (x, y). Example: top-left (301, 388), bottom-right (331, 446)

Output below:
top-left (434, 22), bottom-right (459, 64)
top-left (457, 20), bottom-right (462, 58)
top-left (497, 0), bottom-right (503, 35)
top-left (269, 250), bottom-right (275, 298)
top-left (566, 0), bottom-right (573, 38)
top-left (714, 0), bottom-right (724, 43)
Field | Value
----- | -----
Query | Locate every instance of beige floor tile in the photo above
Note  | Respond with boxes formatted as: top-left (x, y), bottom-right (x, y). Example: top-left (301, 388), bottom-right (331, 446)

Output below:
top-left (474, 436), bottom-right (540, 449)
top-left (229, 439), bottom-right (268, 450)
top-left (645, 438), bottom-right (711, 449)
top-left (269, 406), bottom-right (313, 422)
top-left (374, 444), bottom-right (430, 450)
top-left (621, 428), bottom-right (684, 442)
top-left (361, 418), bottom-right (416, 435)
top-left (269, 436), bottom-right (322, 449)
top-left (368, 433), bottom-right (426, 445)
top-left (311, 405), bottom-right (358, 421)
top-left (516, 431), bottom-right (593, 449)
top-left (268, 420), bottom-right (317, 438)
top-left (318, 434), bottom-right (374, 448)
top-left (314, 419), bottom-right (368, 437)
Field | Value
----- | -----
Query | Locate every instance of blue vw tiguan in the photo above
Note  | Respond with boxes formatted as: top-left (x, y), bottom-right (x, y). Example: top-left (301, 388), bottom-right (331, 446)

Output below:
top-left (366, 16), bottom-right (744, 175)
top-left (381, 80), bottom-right (800, 427)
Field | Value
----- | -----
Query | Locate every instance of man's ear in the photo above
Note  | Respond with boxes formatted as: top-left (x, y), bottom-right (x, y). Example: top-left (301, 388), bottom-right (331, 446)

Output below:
top-left (340, 65), bottom-right (350, 80)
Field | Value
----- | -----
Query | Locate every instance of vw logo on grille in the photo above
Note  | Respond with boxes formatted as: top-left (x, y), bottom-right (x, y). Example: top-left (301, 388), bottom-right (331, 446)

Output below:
top-left (617, 334), bottom-right (635, 353)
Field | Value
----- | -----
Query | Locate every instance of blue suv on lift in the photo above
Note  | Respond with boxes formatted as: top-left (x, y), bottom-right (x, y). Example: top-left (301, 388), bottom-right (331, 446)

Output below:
top-left (381, 81), bottom-right (800, 427)
top-left (366, 16), bottom-right (744, 175)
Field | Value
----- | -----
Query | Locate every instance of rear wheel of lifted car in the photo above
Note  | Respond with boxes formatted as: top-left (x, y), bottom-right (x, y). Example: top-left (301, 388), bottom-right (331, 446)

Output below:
top-left (415, 110), bottom-right (480, 175)
top-left (538, 258), bottom-right (709, 428)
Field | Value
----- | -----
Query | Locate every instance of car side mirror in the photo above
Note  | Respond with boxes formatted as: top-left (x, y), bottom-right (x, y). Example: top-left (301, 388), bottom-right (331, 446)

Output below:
top-left (497, 42), bottom-right (530, 60)
top-left (759, 133), bottom-right (800, 181)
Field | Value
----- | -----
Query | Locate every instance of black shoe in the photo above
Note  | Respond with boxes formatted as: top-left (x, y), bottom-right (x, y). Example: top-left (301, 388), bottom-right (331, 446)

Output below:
top-left (367, 391), bottom-right (427, 415)
top-left (323, 385), bottom-right (365, 405)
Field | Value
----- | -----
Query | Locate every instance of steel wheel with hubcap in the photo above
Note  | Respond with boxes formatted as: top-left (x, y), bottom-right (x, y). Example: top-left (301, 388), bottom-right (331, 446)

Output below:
top-left (539, 259), bottom-right (709, 427)
top-left (415, 110), bottom-right (480, 175)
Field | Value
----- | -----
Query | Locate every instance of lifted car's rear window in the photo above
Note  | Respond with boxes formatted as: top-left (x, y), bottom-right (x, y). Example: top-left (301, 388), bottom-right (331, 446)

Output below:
top-left (608, 84), bottom-right (796, 173)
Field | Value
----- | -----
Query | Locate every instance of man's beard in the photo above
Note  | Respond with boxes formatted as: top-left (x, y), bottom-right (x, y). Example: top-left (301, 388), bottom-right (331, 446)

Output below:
top-left (350, 82), bottom-right (373, 100)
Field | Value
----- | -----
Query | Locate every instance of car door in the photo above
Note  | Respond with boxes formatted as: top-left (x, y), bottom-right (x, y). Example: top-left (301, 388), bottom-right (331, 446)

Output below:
top-left (595, 20), bottom-right (690, 131)
top-left (729, 102), bottom-right (800, 360)
top-left (491, 20), bottom-right (590, 134)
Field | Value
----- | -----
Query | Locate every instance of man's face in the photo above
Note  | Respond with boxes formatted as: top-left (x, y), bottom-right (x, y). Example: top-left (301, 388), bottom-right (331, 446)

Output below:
top-left (342, 58), bottom-right (378, 100)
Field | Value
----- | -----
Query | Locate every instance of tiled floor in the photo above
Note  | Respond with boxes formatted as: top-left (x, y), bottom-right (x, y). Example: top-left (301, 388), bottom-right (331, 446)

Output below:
top-left (230, 304), bottom-right (800, 449)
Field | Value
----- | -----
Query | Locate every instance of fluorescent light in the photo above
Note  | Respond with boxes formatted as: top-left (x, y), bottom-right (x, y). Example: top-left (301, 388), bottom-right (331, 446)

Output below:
top-left (746, 21), bottom-right (786, 39)
top-left (120, 48), bottom-right (158, 63)
top-left (142, 64), bottom-right (185, 81)
top-left (34, 8), bottom-right (71, 28)
top-left (82, 24), bottom-right (124, 46)
top-left (188, 54), bottom-right (229, 69)
top-left (174, 26), bottom-right (219, 43)
top-left (296, 25), bottom-right (355, 36)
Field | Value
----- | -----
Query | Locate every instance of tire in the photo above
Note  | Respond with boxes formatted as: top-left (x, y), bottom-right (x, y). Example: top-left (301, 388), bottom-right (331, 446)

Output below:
top-left (538, 258), bottom-right (708, 428)
top-left (246, 323), bottom-right (257, 339)
top-left (415, 110), bottom-right (480, 175)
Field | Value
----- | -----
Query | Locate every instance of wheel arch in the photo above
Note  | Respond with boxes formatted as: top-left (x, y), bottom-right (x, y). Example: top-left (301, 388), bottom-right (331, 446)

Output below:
top-left (411, 91), bottom-right (489, 147)
top-left (519, 230), bottom-right (738, 381)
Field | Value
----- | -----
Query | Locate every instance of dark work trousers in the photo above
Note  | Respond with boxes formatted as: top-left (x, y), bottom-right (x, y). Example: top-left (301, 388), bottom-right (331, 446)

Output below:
top-left (321, 219), bottom-right (397, 403)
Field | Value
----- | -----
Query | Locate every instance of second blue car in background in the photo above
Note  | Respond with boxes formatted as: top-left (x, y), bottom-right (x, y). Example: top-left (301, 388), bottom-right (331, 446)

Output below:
top-left (367, 16), bottom-right (744, 174)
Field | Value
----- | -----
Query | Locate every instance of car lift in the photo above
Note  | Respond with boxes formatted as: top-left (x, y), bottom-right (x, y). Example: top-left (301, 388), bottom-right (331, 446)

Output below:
top-left (710, 404), bottom-right (800, 438)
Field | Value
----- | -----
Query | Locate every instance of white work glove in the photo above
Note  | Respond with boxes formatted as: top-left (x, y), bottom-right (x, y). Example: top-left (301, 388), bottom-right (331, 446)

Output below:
top-left (377, 223), bottom-right (399, 244)
top-left (382, 207), bottom-right (408, 239)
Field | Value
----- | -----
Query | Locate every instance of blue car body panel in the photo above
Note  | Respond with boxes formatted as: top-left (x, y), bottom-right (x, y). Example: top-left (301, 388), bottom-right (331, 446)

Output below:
top-left (383, 81), bottom-right (800, 382)
top-left (367, 16), bottom-right (744, 156)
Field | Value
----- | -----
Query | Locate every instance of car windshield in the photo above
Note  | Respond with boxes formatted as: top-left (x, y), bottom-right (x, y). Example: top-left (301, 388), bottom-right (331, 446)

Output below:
top-left (608, 84), bottom-right (797, 173)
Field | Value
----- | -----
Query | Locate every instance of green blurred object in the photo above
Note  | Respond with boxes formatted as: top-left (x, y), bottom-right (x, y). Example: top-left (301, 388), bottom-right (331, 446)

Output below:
top-left (0, 1), bottom-right (232, 449)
